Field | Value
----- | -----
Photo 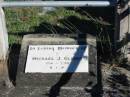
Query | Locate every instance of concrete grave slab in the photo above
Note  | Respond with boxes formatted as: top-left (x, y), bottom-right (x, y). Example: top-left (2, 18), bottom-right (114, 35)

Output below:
top-left (16, 34), bottom-right (97, 96)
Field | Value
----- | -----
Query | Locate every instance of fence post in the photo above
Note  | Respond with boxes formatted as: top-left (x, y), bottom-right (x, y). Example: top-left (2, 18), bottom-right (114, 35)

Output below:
top-left (127, 2), bottom-right (130, 62)
top-left (117, 1), bottom-right (130, 62)
top-left (0, 1), bottom-right (13, 88)
top-left (0, 7), bottom-right (8, 61)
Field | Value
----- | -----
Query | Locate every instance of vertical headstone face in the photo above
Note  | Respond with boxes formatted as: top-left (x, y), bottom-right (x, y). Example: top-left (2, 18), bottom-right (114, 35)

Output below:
top-left (17, 34), bottom-right (97, 91)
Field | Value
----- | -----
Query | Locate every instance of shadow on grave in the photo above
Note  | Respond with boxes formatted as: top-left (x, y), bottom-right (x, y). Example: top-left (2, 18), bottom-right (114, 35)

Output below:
top-left (8, 8), bottom-right (115, 96)
top-left (37, 16), bottom-right (102, 97)
top-left (46, 34), bottom-right (88, 97)
top-left (64, 7), bottom-right (116, 63)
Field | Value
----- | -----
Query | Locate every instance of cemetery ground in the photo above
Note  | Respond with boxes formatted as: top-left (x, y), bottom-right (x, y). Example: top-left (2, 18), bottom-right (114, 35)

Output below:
top-left (0, 7), bottom-right (130, 97)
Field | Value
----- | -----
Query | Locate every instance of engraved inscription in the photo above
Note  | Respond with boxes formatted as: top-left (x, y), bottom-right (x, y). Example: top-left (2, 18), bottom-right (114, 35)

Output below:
top-left (25, 45), bottom-right (89, 73)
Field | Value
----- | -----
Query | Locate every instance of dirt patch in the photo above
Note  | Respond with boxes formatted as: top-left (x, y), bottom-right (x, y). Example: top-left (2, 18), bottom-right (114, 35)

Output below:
top-left (0, 60), bottom-right (8, 80)
top-left (0, 60), bottom-right (4, 77)
top-left (102, 63), bottom-right (130, 97)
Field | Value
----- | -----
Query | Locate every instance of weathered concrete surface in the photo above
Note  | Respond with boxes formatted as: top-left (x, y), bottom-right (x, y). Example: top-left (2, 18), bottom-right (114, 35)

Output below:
top-left (0, 86), bottom-right (91, 97)
top-left (118, 1), bottom-right (130, 62)
top-left (15, 34), bottom-right (97, 97)
top-left (0, 8), bottom-right (8, 60)
top-left (1, 63), bottom-right (130, 97)
top-left (127, 2), bottom-right (130, 62)
top-left (0, 6), bottom-right (14, 88)
top-left (118, 3), bottom-right (129, 40)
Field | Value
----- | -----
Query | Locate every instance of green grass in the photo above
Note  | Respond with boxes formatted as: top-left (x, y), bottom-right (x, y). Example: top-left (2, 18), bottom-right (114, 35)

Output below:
top-left (5, 7), bottom-right (86, 44)
top-left (5, 7), bottom-right (41, 33)
top-left (5, 7), bottom-right (111, 45)
top-left (6, 7), bottom-right (122, 65)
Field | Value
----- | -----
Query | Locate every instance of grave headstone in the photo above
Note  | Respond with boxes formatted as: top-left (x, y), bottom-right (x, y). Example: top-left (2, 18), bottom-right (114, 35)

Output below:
top-left (16, 34), bottom-right (97, 97)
